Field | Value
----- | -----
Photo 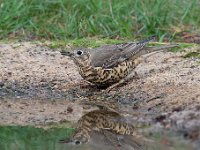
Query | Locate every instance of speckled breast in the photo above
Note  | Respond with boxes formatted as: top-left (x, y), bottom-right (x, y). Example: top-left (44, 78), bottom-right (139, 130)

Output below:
top-left (78, 60), bottom-right (135, 86)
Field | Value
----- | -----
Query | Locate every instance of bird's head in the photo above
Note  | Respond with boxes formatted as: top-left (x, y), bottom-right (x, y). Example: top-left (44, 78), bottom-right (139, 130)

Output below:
top-left (59, 134), bottom-right (88, 145)
top-left (61, 48), bottom-right (90, 67)
top-left (71, 134), bottom-right (89, 145)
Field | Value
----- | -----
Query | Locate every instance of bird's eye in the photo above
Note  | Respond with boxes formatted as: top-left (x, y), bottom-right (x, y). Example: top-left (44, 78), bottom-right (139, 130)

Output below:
top-left (74, 140), bottom-right (81, 145)
top-left (77, 50), bottom-right (83, 55)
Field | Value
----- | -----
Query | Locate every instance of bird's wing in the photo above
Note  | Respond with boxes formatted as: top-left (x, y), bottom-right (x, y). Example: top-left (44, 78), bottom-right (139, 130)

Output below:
top-left (90, 36), bottom-right (155, 68)
top-left (89, 44), bottom-right (124, 67)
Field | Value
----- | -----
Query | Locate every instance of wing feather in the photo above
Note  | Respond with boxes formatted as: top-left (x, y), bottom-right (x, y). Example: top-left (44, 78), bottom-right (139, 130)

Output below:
top-left (90, 36), bottom-right (155, 68)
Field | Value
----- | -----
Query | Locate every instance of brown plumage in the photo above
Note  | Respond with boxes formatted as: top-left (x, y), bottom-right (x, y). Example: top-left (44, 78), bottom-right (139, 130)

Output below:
top-left (61, 36), bottom-right (178, 91)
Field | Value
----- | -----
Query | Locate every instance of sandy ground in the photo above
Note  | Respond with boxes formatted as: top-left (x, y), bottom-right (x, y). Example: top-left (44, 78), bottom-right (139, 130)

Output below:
top-left (0, 41), bottom-right (200, 148)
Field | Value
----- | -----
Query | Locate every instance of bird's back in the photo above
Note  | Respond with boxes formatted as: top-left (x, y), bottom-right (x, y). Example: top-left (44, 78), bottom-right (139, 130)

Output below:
top-left (90, 36), bottom-right (155, 68)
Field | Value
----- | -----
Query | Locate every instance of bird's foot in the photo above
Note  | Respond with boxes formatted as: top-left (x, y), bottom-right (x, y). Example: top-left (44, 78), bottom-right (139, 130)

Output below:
top-left (103, 80), bottom-right (125, 93)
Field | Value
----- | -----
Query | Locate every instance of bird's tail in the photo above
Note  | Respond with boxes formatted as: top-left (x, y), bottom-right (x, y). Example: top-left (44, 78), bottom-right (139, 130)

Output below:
top-left (145, 44), bottom-right (179, 53)
top-left (131, 44), bottom-right (179, 59)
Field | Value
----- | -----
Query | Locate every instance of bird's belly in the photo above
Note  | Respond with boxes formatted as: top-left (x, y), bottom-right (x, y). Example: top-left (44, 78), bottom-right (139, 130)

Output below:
top-left (79, 61), bottom-right (134, 86)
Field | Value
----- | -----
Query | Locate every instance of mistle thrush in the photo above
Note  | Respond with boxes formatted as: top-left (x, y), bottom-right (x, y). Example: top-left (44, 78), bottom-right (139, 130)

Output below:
top-left (61, 36), bottom-right (178, 91)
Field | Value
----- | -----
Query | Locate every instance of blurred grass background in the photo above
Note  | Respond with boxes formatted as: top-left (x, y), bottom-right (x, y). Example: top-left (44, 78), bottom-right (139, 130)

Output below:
top-left (0, 0), bottom-right (199, 40)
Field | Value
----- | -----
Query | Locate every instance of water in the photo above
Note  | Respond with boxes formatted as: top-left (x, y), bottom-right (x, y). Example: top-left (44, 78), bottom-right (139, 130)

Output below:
top-left (0, 126), bottom-right (193, 150)
top-left (0, 126), bottom-right (73, 150)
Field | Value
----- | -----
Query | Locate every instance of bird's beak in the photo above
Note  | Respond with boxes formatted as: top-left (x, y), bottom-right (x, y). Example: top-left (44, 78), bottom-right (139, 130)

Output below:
top-left (60, 51), bottom-right (73, 57)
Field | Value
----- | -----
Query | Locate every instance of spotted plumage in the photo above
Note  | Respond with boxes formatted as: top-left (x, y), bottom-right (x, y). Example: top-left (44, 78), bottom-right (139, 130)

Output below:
top-left (61, 36), bottom-right (178, 90)
top-left (60, 109), bottom-right (142, 145)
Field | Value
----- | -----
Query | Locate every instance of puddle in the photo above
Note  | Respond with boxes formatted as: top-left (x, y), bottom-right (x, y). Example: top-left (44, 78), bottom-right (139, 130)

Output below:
top-left (0, 126), bottom-right (73, 150)
top-left (0, 126), bottom-right (193, 150)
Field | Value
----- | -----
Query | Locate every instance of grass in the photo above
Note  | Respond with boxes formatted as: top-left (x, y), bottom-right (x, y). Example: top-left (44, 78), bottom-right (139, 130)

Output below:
top-left (46, 38), bottom-right (124, 49)
top-left (0, 0), bottom-right (199, 40)
top-left (0, 125), bottom-right (74, 150)
top-left (168, 43), bottom-right (196, 52)
top-left (184, 51), bottom-right (200, 58)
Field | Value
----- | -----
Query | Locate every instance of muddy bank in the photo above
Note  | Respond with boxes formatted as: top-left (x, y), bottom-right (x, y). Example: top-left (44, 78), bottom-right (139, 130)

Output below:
top-left (0, 42), bottom-right (200, 148)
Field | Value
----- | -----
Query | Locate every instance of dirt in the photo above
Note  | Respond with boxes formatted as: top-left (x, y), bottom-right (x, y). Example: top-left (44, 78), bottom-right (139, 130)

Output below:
top-left (0, 41), bottom-right (200, 148)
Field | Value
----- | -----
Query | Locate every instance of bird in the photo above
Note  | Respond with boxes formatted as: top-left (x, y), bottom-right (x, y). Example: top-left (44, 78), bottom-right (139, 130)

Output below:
top-left (59, 109), bottom-right (146, 145)
top-left (61, 36), bottom-right (178, 91)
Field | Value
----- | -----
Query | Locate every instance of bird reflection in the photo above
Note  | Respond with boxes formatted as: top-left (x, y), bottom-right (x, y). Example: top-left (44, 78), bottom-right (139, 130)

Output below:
top-left (60, 108), bottom-right (151, 150)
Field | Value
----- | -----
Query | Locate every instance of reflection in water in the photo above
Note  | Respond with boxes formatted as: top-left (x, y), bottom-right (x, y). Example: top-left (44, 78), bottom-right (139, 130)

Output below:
top-left (60, 94), bottom-right (195, 150)
top-left (61, 131), bottom-right (144, 150)
top-left (60, 109), bottom-right (148, 150)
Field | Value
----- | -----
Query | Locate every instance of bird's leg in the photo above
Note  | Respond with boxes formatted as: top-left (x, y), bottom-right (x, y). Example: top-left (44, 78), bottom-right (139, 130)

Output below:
top-left (79, 80), bottom-right (100, 91)
top-left (104, 79), bottom-right (125, 92)
top-left (81, 80), bottom-right (93, 86)
top-left (105, 71), bottom-right (139, 92)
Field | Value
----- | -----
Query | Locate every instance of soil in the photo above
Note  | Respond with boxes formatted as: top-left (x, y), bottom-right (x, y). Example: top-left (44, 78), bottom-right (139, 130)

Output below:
top-left (0, 41), bottom-right (200, 148)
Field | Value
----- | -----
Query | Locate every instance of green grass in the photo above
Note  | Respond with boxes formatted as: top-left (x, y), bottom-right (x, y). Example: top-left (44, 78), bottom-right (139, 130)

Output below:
top-left (0, 126), bottom-right (74, 150)
top-left (168, 43), bottom-right (195, 52)
top-left (184, 51), bottom-right (200, 58)
top-left (46, 38), bottom-right (124, 49)
top-left (0, 0), bottom-right (199, 40)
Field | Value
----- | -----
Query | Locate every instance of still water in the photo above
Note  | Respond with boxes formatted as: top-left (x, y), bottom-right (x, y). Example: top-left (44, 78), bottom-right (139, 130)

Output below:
top-left (0, 126), bottom-right (192, 150)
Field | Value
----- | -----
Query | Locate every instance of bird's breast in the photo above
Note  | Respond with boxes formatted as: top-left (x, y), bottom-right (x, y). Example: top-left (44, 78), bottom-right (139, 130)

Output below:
top-left (78, 60), bottom-right (135, 85)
